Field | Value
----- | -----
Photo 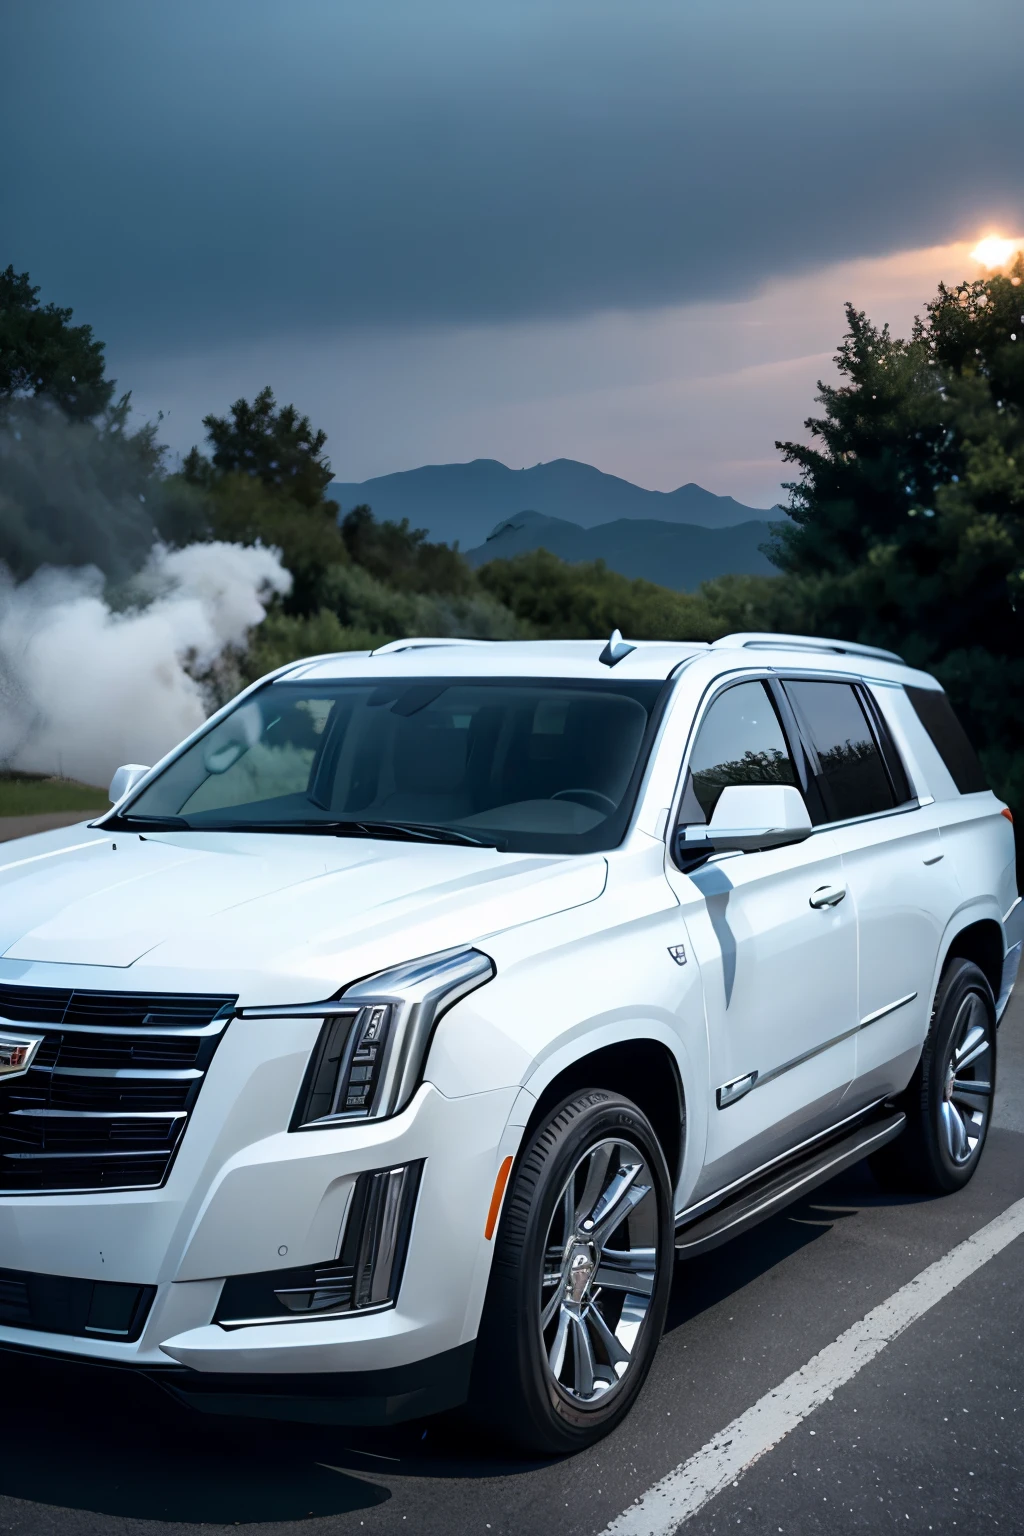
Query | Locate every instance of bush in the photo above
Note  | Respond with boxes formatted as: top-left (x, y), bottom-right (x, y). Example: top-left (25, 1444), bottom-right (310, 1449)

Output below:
top-left (238, 609), bottom-right (391, 686)
top-left (319, 561), bottom-right (525, 640)
top-left (477, 549), bottom-right (717, 640)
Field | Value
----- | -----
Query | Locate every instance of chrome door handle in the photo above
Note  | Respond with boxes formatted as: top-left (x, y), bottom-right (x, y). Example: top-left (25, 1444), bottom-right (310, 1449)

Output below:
top-left (809, 883), bottom-right (847, 909)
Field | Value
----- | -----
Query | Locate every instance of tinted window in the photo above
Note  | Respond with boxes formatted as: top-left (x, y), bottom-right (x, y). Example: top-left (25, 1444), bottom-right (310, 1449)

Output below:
top-left (125, 676), bottom-right (665, 854)
top-left (683, 680), bottom-right (797, 822)
top-left (860, 688), bottom-right (912, 806)
top-left (784, 680), bottom-right (894, 823)
top-left (905, 686), bottom-right (988, 794)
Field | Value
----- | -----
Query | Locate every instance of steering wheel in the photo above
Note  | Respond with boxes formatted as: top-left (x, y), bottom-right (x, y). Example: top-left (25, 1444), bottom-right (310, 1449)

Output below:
top-left (550, 787), bottom-right (617, 814)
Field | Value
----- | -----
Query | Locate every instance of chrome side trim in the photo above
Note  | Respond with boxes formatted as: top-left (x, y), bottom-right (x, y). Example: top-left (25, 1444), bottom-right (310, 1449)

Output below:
top-left (755, 1024), bottom-right (861, 1091)
top-left (734, 996), bottom-right (918, 1107)
top-left (859, 992), bottom-right (918, 1028)
top-left (716, 1071), bottom-right (758, 1109)
top-left (675, 1097), bottom-right (886, 1226)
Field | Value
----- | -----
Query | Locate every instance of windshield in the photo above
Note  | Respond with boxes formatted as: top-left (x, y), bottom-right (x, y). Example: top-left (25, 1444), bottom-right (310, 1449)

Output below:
top-left (120, 676), bottom-right (667, 853)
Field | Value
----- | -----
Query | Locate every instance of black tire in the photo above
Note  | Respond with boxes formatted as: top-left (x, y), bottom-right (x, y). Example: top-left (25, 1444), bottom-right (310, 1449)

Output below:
top-left (871, 958), bottom-right (997, 1195)
top-left (470, 1089), bottom-right (674, 1455)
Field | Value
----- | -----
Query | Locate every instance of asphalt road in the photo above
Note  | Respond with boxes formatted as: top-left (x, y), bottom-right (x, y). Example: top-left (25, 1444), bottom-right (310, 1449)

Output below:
top-left (1, 1000), bottom-right (1022, 1536)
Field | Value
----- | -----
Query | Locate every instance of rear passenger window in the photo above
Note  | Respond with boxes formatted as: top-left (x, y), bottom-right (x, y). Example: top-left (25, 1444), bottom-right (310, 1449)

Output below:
top-left (905, 686), bottom-right (989, 794)
top-left (682, 680), bottom-right (797, 823)
top-left (784, 680), bottom-right (895, 823)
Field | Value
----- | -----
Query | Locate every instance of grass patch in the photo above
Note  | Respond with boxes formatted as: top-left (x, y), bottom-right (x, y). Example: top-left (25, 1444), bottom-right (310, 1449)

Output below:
top-left (0, 773), bottom-right (107, 817)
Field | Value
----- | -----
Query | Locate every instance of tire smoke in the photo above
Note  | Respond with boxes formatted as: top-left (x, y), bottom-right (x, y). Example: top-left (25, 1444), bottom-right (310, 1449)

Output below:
top-left (0, 541), bottom-right (291, 792)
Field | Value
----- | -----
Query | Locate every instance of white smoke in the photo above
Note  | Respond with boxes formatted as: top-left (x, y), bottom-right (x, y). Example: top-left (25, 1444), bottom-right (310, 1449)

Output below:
top-left (0, 542), bottom-right (292, 790)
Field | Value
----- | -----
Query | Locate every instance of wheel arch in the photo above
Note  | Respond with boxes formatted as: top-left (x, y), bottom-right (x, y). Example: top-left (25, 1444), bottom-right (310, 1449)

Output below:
top-left (939, 915), bottom-right (1004, 1003)
top-left (519, 1036), bottom-right (687, 1188)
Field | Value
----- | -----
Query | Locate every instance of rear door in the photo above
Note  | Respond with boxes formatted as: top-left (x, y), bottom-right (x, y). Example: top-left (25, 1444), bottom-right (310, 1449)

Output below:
top-left (779, 676), bottom-right (961, 1107)
top-left (664, 677), bottom-right (859, 1199)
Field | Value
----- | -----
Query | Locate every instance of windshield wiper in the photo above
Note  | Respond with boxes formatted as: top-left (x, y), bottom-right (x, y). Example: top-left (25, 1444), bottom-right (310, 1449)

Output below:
top-left (173, 818), bottom-right (505, 848)
top-left (352, 820), bottom-right (504, 849)
top-left (101, 812), bottom-right (193, 830)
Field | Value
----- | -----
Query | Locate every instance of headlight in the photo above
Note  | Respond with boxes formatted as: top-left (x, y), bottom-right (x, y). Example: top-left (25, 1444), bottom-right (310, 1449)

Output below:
top-left (236, 947), bottom-right (495, 1127)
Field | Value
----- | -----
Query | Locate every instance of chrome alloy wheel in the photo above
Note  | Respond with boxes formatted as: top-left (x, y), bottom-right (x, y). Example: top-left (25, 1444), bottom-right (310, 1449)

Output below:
top-left (539, 1137), bottom-right (659, 1407)
top-left (940, 992), bottom-right (994, 1165)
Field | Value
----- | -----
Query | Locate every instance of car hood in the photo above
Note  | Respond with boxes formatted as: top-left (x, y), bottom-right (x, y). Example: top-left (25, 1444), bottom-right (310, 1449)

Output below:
top-left (0, 822), bottom-right (607, 995)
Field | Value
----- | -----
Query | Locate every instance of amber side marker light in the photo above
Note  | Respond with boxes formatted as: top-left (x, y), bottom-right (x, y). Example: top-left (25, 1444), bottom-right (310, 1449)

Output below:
top-left (1002, 808), bottom-right (1014, 823)
top-left (485, 1155), bottom-right (514, 1239)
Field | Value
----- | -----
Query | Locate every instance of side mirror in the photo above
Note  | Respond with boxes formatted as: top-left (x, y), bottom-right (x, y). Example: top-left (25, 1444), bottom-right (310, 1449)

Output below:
top-left (677, 784), bottom-right (812, 856)
top-left (108, 764), bottom-right (151, 805)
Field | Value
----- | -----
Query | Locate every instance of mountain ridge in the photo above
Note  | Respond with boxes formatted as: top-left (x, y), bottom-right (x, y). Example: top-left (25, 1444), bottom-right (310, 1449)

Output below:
top-left (463, 508), bottom-right (777, 591)
top-left (331, 456), bottom-right (777, 548)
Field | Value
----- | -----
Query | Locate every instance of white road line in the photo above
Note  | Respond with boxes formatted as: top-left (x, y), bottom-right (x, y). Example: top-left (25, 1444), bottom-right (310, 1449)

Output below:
top-left (600, 1194), bottom-right (1024, 1536)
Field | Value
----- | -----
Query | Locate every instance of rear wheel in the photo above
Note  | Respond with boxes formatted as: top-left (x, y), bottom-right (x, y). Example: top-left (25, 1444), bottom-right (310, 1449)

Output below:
top-left (871, 958), bottom-right (996, 1194)
top-left (471, 1089), bottom-right (674, 1454)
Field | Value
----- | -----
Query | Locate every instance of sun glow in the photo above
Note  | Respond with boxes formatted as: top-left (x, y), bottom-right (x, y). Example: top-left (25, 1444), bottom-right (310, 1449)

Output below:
top-left (970, 235), bottom-right (1023, 269)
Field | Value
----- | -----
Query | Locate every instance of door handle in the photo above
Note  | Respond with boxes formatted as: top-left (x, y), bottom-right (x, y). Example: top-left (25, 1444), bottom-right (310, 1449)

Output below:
top-left (809, 883), bottom-right (847, 909)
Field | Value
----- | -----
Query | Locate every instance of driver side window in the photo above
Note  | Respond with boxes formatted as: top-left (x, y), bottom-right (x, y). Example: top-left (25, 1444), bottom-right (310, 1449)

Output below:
top-left (681, 680), bottom-right (798, 824)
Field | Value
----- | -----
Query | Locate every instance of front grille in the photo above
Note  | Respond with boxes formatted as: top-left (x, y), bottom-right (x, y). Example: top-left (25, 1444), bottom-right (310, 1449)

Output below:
top-left (0, 985), bottom-right (236, 1194)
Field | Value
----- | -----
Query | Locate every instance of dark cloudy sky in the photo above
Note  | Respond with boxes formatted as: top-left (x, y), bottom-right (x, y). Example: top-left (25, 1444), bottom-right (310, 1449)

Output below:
top-left (3, 0), bottom-right (1023, 505)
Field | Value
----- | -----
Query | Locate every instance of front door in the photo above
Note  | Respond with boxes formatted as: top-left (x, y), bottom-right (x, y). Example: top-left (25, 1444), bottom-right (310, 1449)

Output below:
top-left (663, 678), bottom-right (859, 1201)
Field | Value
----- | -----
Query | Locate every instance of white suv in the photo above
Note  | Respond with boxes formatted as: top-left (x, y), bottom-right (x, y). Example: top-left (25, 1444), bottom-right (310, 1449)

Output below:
top-left (0, 632), bottom-right (1018, 1453)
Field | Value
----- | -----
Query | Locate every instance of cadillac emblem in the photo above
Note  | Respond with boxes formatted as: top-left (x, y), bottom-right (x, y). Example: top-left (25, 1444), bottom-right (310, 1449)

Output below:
top-left (0, 1031), bottom-right (44, 1079)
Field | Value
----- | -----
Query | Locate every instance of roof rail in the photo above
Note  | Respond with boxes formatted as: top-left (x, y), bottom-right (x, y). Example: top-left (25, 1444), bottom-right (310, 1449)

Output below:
top-left (368, 637), bottom-right (489, 656)
top-left (712, 632), bottom-right (904, 665)
top-left (270, 650), bottom-right (372, 678)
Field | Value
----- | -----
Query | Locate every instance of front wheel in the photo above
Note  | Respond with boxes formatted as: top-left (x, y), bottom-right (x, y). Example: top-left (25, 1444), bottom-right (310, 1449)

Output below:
top-left (470, 1089), bottom-right (674, 1454)
top-left (872, 958), bottom-right (997, 1194)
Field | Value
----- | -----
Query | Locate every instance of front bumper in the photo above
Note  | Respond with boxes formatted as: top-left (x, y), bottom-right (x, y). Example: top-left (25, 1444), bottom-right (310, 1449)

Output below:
top-left (0, 1334), bottom-right (477, 1426)
top-left (153, 1341), bottom-right (477, 1424)
top-left (0, 1074), bottom-right (520, 1411)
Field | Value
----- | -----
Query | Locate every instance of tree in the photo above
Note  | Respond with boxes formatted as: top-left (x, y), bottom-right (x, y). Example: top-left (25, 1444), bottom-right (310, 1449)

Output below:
top-left (0, 265), bottom-right (115, 419)
top-left (180, 387), bottom-right (349, 615)
top-left (765, 255), bottom-right (1024, 822)
top-left (184, 387), bottom-right (335, 510)
top-left (340, 504), bottom-right (476, 596)
top-left (0, 396), bottom-right (162, 581)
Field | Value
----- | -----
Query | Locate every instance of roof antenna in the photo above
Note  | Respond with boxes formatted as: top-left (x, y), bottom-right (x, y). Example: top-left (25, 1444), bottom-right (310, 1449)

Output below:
top-left (598, 628), bottom-right (636, 667)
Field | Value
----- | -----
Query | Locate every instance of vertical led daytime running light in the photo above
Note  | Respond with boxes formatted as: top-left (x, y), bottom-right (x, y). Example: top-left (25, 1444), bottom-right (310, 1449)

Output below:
top-left (331, 1003), bottom-right (392, 1115)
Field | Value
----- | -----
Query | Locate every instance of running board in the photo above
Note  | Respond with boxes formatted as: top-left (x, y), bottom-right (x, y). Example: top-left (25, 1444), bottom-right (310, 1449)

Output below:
top-left (674, 1109), bottom-right (906, 1259)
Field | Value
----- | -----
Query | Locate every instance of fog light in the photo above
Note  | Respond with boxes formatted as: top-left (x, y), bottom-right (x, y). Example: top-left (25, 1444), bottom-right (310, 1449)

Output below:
top-left (215, 1161), bottom-right (423, 1327)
